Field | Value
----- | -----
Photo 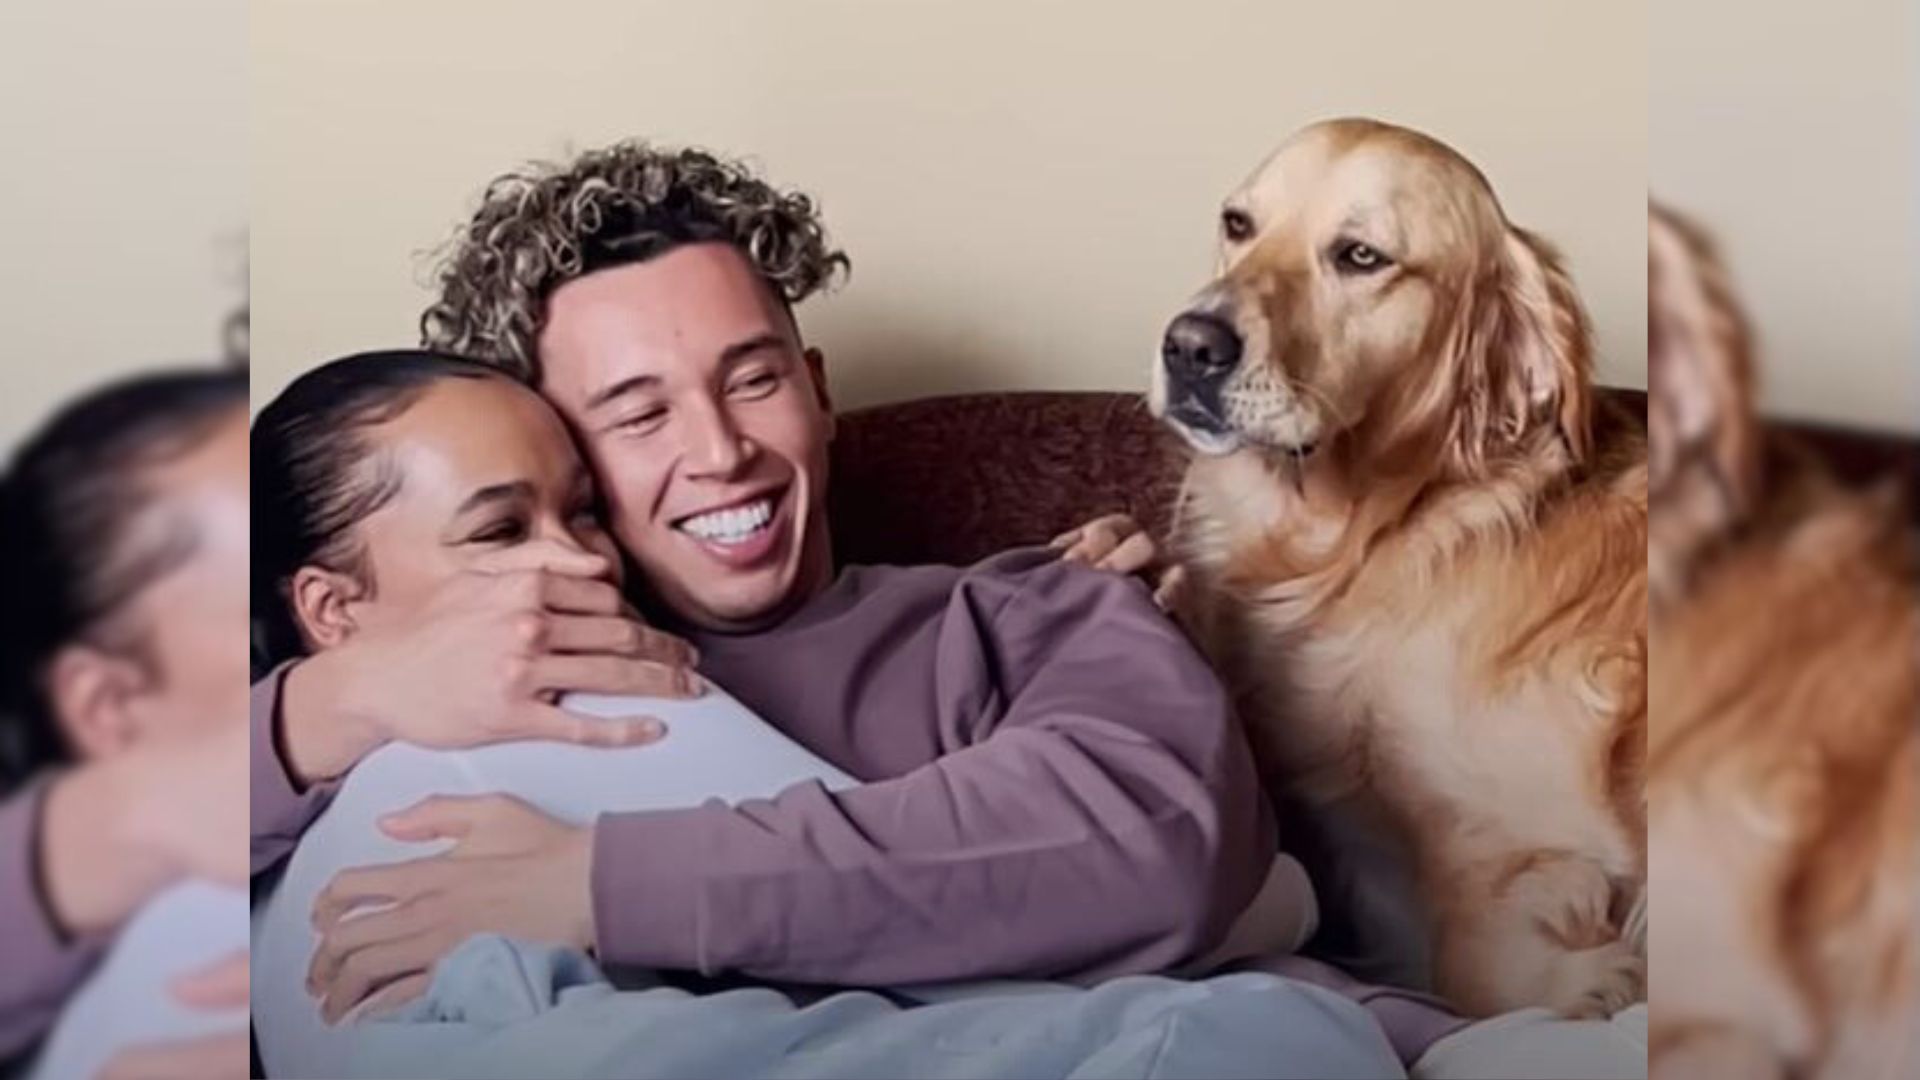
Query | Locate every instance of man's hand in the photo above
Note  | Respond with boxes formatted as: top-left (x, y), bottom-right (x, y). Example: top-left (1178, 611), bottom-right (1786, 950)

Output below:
top-left (307, 794), bottom-right (592, 1024)
top-left (41, 719), bottom-right (248, 937)
top-left (281, 541), bottom-right (694, 786)
top-left (96, 952), bottom-right (249, 1080)
top-left (1050, 513), bottom-right (1189, 614)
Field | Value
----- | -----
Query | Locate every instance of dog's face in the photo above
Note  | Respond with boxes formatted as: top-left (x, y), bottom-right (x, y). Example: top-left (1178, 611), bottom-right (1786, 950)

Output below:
top-left (1152, 119), bottom-right (1591, 475)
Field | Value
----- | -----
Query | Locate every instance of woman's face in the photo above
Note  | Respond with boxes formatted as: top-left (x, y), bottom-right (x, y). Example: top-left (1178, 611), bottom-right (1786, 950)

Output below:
top-left (326, 375), bottom-right (620, 636)
top-left (48, 404), bottom-right (252, 761)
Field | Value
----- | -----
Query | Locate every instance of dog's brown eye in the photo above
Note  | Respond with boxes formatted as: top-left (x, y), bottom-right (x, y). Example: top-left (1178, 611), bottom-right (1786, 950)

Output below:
top-left (1333, 239), bottom-right (1391, 274)
top-left (1221, 208), bottom-right (1255, 243)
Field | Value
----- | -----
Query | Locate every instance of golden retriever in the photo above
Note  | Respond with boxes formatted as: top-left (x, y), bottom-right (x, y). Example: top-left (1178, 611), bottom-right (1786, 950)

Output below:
top-left (1647, 202), bottom-right (1917, 1080)
top-left (1149, 118), bottom-right (1647, 1017)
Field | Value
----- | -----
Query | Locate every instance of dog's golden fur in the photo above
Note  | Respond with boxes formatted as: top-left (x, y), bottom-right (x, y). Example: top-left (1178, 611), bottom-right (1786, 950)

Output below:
top-left (1152, 119), bottom-right (1646, 1017)
top-left (1647, 203), bottom-right (1918, 1080)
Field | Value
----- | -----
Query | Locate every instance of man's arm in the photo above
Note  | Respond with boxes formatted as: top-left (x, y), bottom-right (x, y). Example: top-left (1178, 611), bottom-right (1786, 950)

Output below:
top-left (250, 544), bottom-right (697, 876)
top-left (250, 664), bottom-right (344, 876)
top-left (0, 784), bottom-right (104, 1060)
top-left (594, 562), bottom-right (1277, 984)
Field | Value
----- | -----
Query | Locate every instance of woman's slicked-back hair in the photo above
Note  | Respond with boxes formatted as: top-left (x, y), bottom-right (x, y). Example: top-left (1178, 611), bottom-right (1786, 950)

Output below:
top-left (0, 367), bottom-right (247, 791)
top-left (250, 350), bottom-right (510, 673)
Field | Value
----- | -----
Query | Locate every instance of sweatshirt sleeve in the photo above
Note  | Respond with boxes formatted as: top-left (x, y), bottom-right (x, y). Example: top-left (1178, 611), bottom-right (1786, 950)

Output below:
top-left (0, 780), bottom-right (106, 1061)
top-left (590, 561), bottom-right (1278, 985)
top-left (250, 662), bottom-right (339, 876)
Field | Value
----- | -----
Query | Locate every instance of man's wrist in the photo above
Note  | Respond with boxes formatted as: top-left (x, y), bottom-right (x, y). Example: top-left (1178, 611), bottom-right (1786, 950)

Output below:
top-left (568, 823), bottom-right (598, 953)
top-left (38, 759), bottom-right (173, 938)
top-left (278, 652), bottom-right (384, 787)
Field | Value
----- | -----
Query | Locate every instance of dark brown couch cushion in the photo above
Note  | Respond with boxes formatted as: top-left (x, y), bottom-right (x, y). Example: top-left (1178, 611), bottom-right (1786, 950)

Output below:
top-left (829, 392), bottom-right (1185, 568)
top-left (829, 387), bottom-right (1916, 569)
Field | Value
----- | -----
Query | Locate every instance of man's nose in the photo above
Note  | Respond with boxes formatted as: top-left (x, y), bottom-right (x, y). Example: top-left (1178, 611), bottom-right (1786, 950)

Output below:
top-left (683, 401), bottom-right (755, 477)
top-left (1161, 312), bottom-right (1244, 386)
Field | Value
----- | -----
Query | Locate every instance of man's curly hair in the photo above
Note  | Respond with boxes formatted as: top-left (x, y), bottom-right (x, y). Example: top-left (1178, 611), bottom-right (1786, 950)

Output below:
top-left (420, 143), bottom-right (849, 381)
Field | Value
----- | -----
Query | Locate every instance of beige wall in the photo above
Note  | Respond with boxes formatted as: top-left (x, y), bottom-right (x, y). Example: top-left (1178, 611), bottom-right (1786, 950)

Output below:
top-left (1652, 0), bottom-right (1917, 433)
top-left (0, 0), bottom-right (246, 451)
top-left (252, 0), bottom-right (1646, 411)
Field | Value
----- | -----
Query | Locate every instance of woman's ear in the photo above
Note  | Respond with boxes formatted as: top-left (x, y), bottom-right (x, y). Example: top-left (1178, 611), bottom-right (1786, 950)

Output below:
top-left (289, 565), bottom-right (364, 651)
top-left (44, 644), bottom-right (149, 760)
top-left (1497, 227), bottom-right (1595, 463)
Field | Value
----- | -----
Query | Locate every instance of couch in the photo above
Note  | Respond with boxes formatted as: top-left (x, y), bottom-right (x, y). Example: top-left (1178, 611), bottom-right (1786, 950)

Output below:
top-left (829, 387), bottom-right (1918, 569)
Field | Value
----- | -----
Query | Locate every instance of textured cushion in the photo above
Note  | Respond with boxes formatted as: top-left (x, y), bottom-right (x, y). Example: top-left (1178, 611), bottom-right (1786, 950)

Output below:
top-left (829, 392), bottom-right (1185, 568)
top-left (828, 387), bottom-right (1914, 569)
top-left (827, 388), bottom-right (1649, 568)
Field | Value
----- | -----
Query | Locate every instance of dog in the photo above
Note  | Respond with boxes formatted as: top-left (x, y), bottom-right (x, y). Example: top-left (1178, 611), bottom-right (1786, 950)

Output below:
top-left (1149, 118), bottom-right (1647, 1017)
top-left (1647, 202), bottom-right (1918, 1080)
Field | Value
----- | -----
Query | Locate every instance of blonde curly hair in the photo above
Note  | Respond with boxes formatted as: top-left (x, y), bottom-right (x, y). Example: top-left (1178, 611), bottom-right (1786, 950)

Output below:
top-left (420, 143), bottom-right (849, 380)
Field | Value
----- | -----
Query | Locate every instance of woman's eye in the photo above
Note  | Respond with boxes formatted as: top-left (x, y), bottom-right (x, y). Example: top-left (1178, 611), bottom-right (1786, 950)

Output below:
top-left (468, 519), bottom-right (528, 545)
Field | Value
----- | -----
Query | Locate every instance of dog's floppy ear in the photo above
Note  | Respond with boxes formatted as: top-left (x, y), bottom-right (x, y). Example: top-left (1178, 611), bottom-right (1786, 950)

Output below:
top-left (1646, 202), bottom-right (1759, 511)
top-left (1440, 225), bottom-right (1594, 477)
top-left (1646, 202), bottom-right (1763, 602)
top-left (1495, 227), bottom-right (1595, 464)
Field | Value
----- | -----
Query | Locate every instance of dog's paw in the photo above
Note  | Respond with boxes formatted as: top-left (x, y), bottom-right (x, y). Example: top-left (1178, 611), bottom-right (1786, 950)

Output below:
top-left (1653, 1023), bottom-right (1787, 1080)
top-left (1544, 939), bottom-right (1645, 1018)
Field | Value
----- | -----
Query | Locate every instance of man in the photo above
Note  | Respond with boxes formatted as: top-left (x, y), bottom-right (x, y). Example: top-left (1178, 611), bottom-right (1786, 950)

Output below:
top-left (253, 144), bottom-right (1280, 1019)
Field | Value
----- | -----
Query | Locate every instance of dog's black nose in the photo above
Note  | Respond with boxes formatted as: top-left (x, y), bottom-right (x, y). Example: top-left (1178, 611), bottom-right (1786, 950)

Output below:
top-left (1162, 313), bottom-right (1243, 382)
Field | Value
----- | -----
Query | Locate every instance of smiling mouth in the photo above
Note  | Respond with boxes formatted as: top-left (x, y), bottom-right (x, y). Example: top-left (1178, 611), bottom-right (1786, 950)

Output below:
top-left (671, 487), bottom-right (787, 548)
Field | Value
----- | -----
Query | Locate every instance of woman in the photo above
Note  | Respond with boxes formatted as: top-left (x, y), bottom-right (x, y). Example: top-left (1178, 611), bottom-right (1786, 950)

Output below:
top-left (249, 351), bottom-right (868, 1075)
top-left (0, 367), bottom-right (251, 1079)
top-left (253, 350), bottom-right (649, 673)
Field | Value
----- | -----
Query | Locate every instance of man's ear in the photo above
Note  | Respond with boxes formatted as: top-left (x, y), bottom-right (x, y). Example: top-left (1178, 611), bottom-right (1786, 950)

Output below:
top-left (289, 565), bottom-right (364, 651)
top-left (44, 645), bottom-right (150, 760)
top-left (804, 346), bottom-right (836, 439)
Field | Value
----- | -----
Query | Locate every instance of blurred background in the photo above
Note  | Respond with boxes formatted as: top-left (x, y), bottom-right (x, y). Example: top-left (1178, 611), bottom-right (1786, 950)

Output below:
top-left (0, 1), bottom-right (1915, 1077)
top-left (0, 0), bottom-right (247, 449)
top-left (1652, 0), bottom-right (1916, 433)
top-left (2, 3), bottom-right (249, 1077)
top-left (249, 0), bottom-right (1647, 409)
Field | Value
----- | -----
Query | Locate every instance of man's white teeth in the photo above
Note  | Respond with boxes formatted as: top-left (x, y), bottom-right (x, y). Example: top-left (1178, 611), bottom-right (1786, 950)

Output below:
top-left (680, 499), bottom-right (773, 544)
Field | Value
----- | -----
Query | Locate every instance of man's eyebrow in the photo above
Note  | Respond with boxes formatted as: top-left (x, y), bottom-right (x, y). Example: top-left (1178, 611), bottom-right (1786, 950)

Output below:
top-left (584, 373), bottom-right (663, 412)
top-left (718, 331), bottom-right (788, 366)
top-left (455, 480), bottom-right (534, 515)
top-left (584, 332), bottom-right (787, 410)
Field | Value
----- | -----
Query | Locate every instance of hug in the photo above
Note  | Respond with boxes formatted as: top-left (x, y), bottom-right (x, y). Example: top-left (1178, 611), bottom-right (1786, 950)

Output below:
top-left (241, 144), bottom-right (1336, 1077)
top-left (232, 133), bottom-right (1646, 1079)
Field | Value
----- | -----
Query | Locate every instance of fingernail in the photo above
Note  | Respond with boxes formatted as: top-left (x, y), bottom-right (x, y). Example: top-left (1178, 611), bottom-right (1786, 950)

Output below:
top-left (638, 718), bottom-right (665, 739)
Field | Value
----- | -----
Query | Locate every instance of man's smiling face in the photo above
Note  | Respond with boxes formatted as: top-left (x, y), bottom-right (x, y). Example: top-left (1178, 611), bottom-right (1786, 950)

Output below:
top-left (535, 242), bottom-right (836, 631)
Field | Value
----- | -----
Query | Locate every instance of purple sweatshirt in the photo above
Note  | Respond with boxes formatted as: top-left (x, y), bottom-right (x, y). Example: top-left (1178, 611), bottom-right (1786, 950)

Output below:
top-left (0, 780), bottom-right (107, 1061)
top-left (252, 550), bottom-right (1276, 983)
top-left (247, 547), bottom-right (1469, 1061)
